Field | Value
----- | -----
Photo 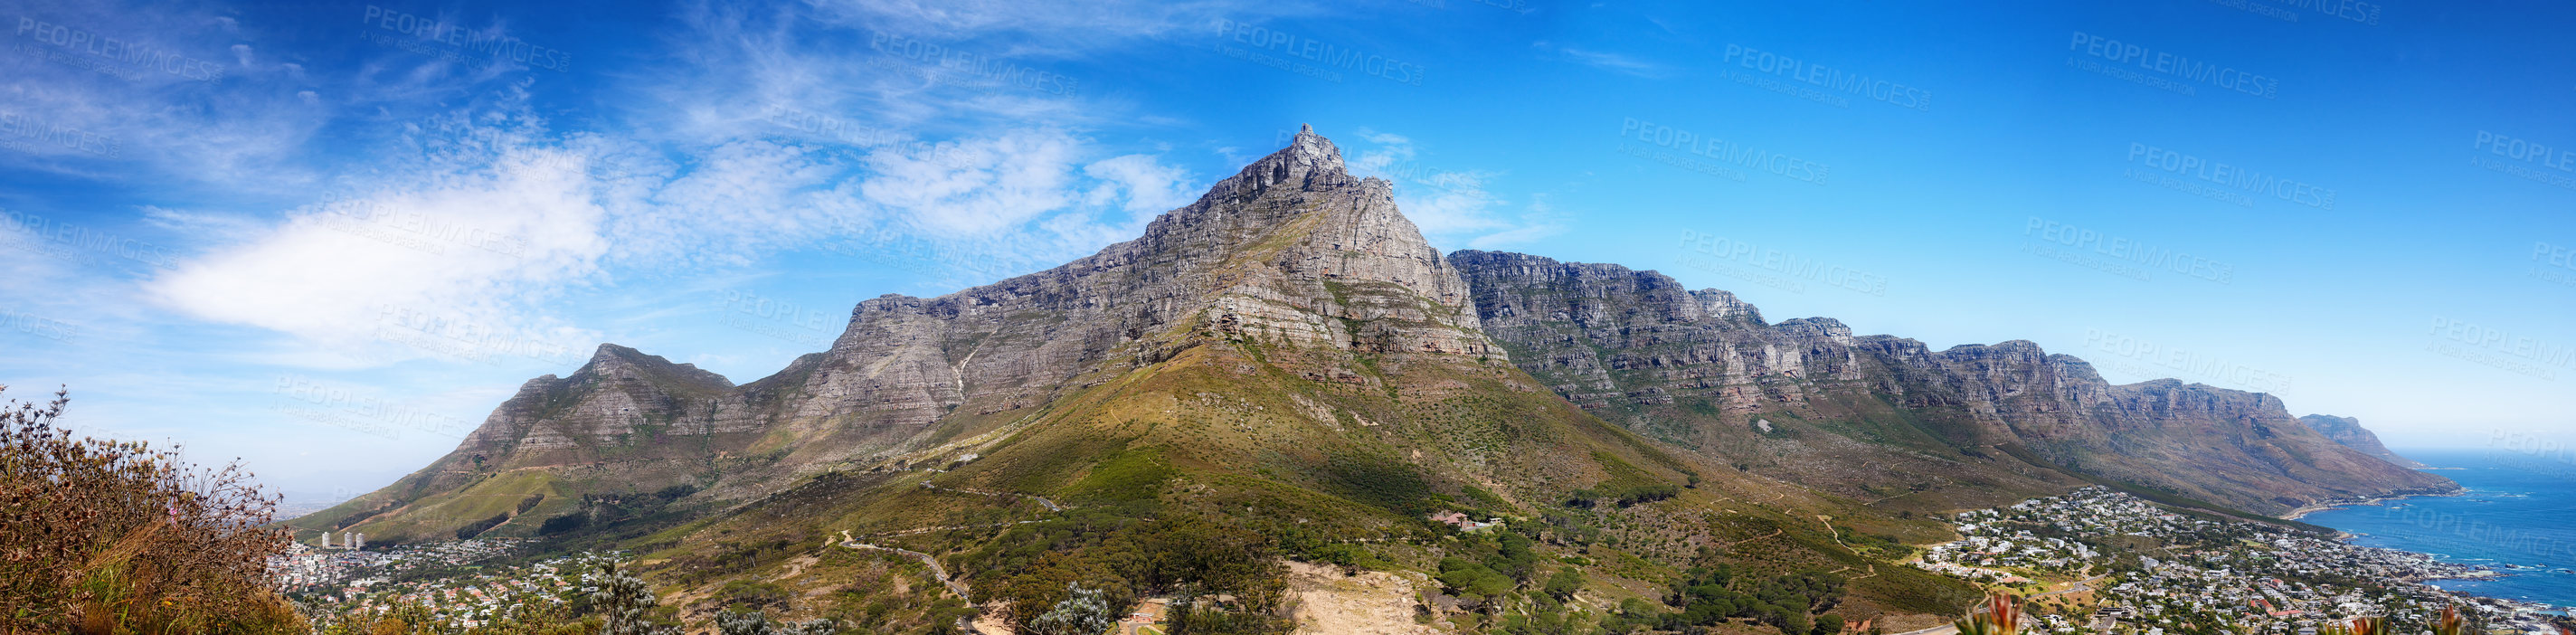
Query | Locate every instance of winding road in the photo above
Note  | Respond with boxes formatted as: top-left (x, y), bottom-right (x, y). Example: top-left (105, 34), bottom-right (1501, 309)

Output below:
top-left (839, 531), bottom-right (985, 633)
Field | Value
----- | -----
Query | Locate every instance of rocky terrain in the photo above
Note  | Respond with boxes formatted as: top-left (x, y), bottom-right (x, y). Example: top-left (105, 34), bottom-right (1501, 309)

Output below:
top-left (1446, 250), bottom-right (2458, 517)
top-left (2299, 414), bottom-right (2430, 469)
top-left (290, 127), bottom-right (2454, 631)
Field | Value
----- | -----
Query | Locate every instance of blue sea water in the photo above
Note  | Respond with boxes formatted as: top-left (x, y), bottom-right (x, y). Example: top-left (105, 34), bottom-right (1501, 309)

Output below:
top-left (2297, 449), bottom-right (2576, 610)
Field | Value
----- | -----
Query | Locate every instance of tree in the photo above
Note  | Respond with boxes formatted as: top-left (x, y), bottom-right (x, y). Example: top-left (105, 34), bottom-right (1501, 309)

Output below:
top-left (717, 610), bottom-right (777, 635)
top-left (718, 610), bottom-right (836, 635)
top-left (1815, 614), bottom-right (1846, 635)
top-left (1544, 568), bottom-right (1586, 602)
top-left (1027, 583), bottom-right (1121, 635)
top-left (593, 563), bottom-right (675, 635)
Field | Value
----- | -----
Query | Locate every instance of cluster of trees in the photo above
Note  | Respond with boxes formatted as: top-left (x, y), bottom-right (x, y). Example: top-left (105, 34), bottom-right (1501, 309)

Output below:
top-left (1617, 564), bottom-right (1847, 635)
top-left (958, 510), bottom-right (1291, 633)
top-left (1563, 483), bottom-right (1681, 508)
top-left (313, 563), bottom-right (846, 635)
top-left (1424, 528), bottom-right (1607, 634)
top-left (1435, 530), bottom-right (1545, 608)
top-left (458, 512), bottom-right (512, 539)
top-left (538, 484), bottom-right (697, 536)
top-left (0, 386), bottom-right (304, 633)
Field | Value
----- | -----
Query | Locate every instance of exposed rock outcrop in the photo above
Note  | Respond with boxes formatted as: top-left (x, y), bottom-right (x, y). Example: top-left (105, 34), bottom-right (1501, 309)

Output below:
top-left (303, 128), bottom-right (2452, 541)
top-left (1449, 251), bottom-right (2458, 515)
top-left (2300, 414), bottom-right (2429, 469)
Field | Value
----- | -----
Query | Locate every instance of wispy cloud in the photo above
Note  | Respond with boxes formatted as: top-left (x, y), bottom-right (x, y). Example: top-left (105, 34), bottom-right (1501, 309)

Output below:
top-left (1535, 41), bottom-right (1669, 79)
top-left (1342, 129), bottom-right (1564, 251)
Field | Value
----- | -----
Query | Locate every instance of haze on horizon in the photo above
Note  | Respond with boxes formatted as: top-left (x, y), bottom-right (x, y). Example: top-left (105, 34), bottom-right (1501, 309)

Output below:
top-left (1, 0), bottom-right (2569, 498)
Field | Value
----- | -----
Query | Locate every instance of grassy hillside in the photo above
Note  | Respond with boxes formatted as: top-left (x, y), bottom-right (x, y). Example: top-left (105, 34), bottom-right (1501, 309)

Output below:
top-left (614, 336), bottom-right (1983, 631)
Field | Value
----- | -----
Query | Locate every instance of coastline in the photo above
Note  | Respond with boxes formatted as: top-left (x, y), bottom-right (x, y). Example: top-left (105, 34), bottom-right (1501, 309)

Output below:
top-left (2280, 487), bottom-right (2468, 520)
top-left (2281, 494), bottom-right (2402, 520)
top-left (2292, 486), bottom-right (2569, 614)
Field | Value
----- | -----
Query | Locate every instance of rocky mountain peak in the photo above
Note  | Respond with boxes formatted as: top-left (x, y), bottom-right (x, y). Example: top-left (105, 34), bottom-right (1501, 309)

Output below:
top-left (2300, 414), bottom-right (2429, 469)
top-left (1200, 123), bottom-right (1356, 204)
top-left (570, 343), bottom-right (734, 395)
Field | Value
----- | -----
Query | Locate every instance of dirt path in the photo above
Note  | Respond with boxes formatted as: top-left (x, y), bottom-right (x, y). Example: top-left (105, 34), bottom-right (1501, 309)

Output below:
top-left (1818, 515), bottom-right (1852, 550)
top-left (838, 534), bottom-right (990, 633)
top-left (1890, 623), bottom-right (1959, 635)
top-left (1712, 527), bottom-right (1785, 551)
top-left (2031, 573), bottom-right (2109, 599)
top-left (855, 519), bottom-right (1048, 539)
top-left (920, 482), bottom-right (1065, 512)
top-left (1285, 562), bottom-right (1434, 635)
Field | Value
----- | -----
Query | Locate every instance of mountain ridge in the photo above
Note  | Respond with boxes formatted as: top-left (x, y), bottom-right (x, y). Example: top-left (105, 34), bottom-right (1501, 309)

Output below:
top-left (1445, 249), bottom-right (2457, 516)
top-left (2299, 413), bottom-right (2429, 469)
top-left (289, 127), bottom-right (2451, 631)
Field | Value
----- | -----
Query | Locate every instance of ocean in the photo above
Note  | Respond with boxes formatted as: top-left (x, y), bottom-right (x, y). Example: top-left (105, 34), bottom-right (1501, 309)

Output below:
top-left (2297, 448), bottom-right (2576, 610)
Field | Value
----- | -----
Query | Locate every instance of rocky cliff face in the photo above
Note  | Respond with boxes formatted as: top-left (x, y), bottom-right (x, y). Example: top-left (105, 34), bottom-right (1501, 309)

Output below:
top-left (1450, 251), bottom-right (2458, 515)
top-left (459, 344), bottom-right (758, 465)
top-left (2300, 414), bottom-right (2428, 469)
top-left (742, 124), bottom-right (1498, 475)
top-left (306, 128), bottom-right (2452, 542)
top-left (307, 127), bottom-right (1513, 539)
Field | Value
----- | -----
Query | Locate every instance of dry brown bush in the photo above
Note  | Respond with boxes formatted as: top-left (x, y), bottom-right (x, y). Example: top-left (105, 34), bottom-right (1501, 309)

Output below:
top-left (0, 385), bottom-right (304, 634)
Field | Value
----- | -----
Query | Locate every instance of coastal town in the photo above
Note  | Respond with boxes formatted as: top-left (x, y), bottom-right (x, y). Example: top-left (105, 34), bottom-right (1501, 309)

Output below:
top-left (1916, 488), bottom-right (2565, 635)
top-left (270, 537), bottom-right (621, 627)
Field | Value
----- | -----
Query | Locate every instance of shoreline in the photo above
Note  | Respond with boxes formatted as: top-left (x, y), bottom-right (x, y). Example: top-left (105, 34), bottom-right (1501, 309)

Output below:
top-left (2280, 488), bottom-right (2468, 520)
top-left (2292, 488), bottom-right (2570, 614)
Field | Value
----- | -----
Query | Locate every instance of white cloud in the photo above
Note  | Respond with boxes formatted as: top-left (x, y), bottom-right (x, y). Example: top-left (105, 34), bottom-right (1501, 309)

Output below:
top-left (1340, 129), bottom-right (1561, 251)
top-left (1083, 154), bottom-right (1197, 216)
top-left (147, 144), bottom-right (611, 365)
top-left (859, 129), bottom-right (1083, 235)
top-left (615, 137), bottom-right (867, 268)
top-left (805, 0), bottom-right (1314, 53)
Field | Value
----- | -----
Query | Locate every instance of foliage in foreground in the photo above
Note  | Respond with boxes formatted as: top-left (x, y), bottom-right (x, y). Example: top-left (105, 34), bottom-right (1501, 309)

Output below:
top-left (0, 385), bottom-right (303, 634)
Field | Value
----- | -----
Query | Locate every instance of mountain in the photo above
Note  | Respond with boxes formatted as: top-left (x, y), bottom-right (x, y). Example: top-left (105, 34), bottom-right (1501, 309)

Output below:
top-left (294, 127), bottom-right (2446, 630)
top-left (2299, 414), bottom-right (2429, 469)
top-left (1445, 250), bottom-right (2458, 517)
top-left (290, 344), bottom-right (764, 541)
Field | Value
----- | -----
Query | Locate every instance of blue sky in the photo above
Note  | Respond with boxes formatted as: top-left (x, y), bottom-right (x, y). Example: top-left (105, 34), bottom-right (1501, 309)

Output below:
top-left (3, 0), bottom-right (2571, 499)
